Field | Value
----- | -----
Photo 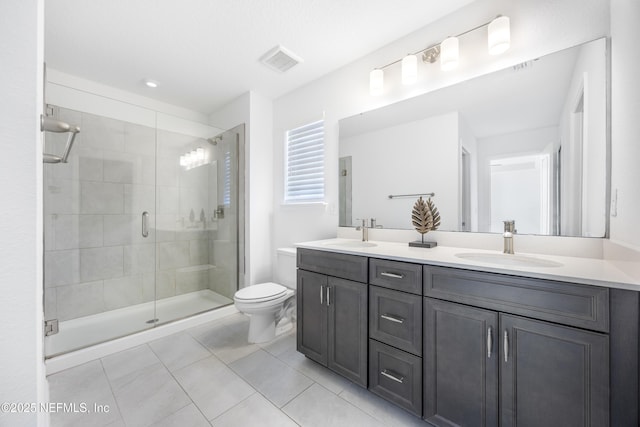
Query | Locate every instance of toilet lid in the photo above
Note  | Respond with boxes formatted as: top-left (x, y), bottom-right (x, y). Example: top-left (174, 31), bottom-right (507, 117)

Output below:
top-left (235, 282), bottom-right (288, 302)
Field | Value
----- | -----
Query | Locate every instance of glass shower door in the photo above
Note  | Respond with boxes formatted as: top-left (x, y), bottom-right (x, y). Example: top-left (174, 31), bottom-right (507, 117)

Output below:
top-left (153, 125), bottom-right (239, 325)
top-left (43, 106), bottom-right (157, 357)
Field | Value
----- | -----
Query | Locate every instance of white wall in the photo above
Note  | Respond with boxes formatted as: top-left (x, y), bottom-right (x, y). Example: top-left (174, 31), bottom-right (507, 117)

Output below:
top-left (210, 91), bottom-right (274, 286)
top-left (340, 112), bottom-right (460, 230)
top-left (272, 0), bottom-right (610, 252)
top-left (477, 126), bottom-right (559, 233)
top-left (0, 1), bottom-right (48, 426)
top-left (609, 0), bottom-right (640, 252)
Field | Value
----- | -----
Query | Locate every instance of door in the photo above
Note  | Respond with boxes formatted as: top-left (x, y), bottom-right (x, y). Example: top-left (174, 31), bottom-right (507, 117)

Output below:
top-left (423, 298), bottom-right (499, 426)
top-left (500, 314), bottom-right (609, 427)
top-left (296, 270), bottom-right (328, 365)
top-left (327, 277), bottom-right (368, 386)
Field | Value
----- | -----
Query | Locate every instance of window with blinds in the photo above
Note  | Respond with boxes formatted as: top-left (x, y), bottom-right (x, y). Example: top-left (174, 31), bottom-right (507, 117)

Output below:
top-left (284, 119), bottom-right (325, 203)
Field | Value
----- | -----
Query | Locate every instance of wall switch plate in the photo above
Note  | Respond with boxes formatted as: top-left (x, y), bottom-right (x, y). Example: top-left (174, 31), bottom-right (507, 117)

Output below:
top-left (611, 189), bottom-right (618, 217)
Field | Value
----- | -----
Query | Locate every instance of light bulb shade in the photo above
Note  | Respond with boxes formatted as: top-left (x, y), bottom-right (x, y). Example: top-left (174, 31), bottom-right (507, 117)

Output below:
top-left (369, 69), bottom-right (384, 96)
top-left (440, 37), bottom-right (459, 71)
top-left (488, 16), bottom-right (510, 55)
top-left (401, 55), bottom-right (418, 85)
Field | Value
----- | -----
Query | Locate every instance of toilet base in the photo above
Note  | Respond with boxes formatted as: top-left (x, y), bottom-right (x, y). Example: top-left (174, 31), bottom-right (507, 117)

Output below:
top-left (246, 313), bottom-right (294, 343)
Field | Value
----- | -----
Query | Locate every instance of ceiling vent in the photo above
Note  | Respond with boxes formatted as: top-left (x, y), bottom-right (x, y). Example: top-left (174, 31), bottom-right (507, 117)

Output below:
top-left (260, 45), bottom-right (303, 73)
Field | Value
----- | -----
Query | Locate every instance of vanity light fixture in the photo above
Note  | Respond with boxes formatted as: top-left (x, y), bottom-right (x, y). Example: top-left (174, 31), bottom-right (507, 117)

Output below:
top-left (488, 16), bottom-right (511, 55)
top-left (369, 15), bottom-right (510, 95)
top-left (401, 54), bottom-right (418, 85)
top-left (440, 36), bottom-right (459, 71)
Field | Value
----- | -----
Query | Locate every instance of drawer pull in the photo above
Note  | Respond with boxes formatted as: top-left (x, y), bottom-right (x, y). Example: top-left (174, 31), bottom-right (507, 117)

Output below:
top-left (487, 327), bottom-right (493, 359)
top-left (380, 272), bottom-right (404, 279)
top-left (504, 330), bottom-right (509, 363)
top-left (381, 369), bottom-right (404, 384)
top-left (381, 314), bottom-right (405, 324)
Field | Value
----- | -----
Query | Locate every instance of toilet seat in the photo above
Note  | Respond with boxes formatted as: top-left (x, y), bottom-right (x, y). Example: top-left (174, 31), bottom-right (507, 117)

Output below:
top-left (234, 282), bottom-right (288, 303)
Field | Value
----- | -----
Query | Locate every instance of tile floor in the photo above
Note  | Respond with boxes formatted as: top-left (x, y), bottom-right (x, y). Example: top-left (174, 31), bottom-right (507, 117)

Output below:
top-left (48, 313), bottom-right (426, 427)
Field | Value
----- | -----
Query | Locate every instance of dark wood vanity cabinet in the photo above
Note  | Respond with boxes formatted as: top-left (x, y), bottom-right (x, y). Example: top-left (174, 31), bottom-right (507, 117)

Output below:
top-left (297, 248), bottom-right (639, 426)
top-left (368, 259), bottom-right (423, 416)
top-left (297, 249), bottom-right (368, 386)
top-left (423, 266), bottom-right (611, 427)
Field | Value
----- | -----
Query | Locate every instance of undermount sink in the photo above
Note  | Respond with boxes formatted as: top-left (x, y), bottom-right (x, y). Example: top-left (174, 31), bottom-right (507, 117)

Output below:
top-left (455, 252), bottom-right (563, 268)
top-left (323, 240), bottom-right (378, 248)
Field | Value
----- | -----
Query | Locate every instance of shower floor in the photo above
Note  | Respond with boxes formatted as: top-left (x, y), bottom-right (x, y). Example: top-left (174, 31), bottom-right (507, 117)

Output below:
top-left (45, 289), bottom-right (233, 357)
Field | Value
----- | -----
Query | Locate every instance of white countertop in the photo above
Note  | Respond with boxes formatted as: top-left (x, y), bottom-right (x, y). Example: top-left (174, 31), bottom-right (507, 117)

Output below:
top-left (296, 238), bottom-right (640, 291)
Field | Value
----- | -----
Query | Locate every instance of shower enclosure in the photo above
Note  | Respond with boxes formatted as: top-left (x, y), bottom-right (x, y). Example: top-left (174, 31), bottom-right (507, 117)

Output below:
top-left (43, 105), bottom-right (243, 357)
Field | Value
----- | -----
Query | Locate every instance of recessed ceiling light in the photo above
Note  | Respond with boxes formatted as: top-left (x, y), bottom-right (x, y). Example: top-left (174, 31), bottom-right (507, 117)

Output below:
top-left (144, 79), bottom-right (158, 88)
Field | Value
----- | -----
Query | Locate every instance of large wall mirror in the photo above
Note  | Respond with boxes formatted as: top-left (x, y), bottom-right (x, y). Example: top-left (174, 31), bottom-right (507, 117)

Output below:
top-left (339, 38), bottom-right (608, 237)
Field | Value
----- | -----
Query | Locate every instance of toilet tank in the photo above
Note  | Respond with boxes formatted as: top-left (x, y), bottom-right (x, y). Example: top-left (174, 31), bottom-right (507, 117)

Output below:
top-left (276, 247), bottom-right (297, 290)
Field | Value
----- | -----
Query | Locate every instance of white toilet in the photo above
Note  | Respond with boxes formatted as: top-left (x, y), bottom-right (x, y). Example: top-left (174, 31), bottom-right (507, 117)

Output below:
top-left (233, 247), bottom-right (297, 343)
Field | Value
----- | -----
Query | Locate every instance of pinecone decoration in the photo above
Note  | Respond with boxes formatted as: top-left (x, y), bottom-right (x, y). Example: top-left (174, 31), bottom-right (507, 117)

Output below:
top-left (412, 197), bottom-right (433, 235)
top-left (426, 197), bottom-right (440, 231)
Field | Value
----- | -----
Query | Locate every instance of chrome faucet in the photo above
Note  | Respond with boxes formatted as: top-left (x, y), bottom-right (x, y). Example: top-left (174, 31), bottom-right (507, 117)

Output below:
top-left (355, 218), bottom-right (369, 241)
top-left (503, 220), bottom-right (516, 254)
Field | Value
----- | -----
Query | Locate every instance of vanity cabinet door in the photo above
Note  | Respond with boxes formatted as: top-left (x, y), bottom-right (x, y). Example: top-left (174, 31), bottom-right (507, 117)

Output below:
top-left (500, 314), bottom-right (609, 427)
top-left (423, 298), bottom-right (499, 427)
top-left (297, 270), bottom-right (328, 365)
top-left (327, 277), bottom-right (368, 387)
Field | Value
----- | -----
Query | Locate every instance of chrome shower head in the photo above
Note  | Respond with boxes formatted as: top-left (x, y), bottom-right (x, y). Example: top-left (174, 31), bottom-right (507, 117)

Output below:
top-left (207, 135), bottom-right (222, 145)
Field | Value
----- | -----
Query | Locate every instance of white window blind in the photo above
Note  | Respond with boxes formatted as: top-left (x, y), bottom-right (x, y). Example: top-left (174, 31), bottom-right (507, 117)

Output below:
top-left (285, 119), bottom-right (325, 203)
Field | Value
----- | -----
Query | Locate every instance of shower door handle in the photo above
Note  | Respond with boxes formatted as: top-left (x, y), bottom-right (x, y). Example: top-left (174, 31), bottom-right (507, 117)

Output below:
top-left (142, 211), bottom-right (149, 238)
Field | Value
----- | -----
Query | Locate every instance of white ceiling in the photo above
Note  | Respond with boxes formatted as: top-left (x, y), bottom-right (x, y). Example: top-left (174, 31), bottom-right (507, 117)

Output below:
top-left (45, 0), bottom-right (474, 114)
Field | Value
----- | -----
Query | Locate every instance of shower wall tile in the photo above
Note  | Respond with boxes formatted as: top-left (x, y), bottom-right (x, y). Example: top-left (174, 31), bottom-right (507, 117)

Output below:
top-left (103, 214), bottom-right (153, 246)
top-left (142, 272), bottom-right (156, 303)
top-left (53, 214), bottom-right (103, 250)
top-left (56, 280), bottom-right (105, 321)
top-left (124, 243), bottom-right (156, 275)
top-left (45, 178), bottom-right (80, 214)
top-left (156, 156), bottom-right (179, 187)
top-left (103, 151), bottom-right (136, 184)
top-left (80, 181), bottom-right (124, 214)
top-left (80, 246), bottom-right (124, 282)
top-left (158, 241), bottom-right (190, 270)
top-left (176, 229), bottom-right (208, 242)
top-left (82, 113), bottom-right (125, 152)
top-left (156, 270), bottom-right (176, 300)
top-left (190, 239), bottom-right (209, 266)
top-left (156, 215), bottom-right (178, 242)
top-left (124, 184), bottom-right (155, 215)
top-left (44, 249), bottom-right (80, 287)
top-left (176, 268), bottom-right (209, 294)
top-left (104, 274), bottom-right (144, 311)
top-left (157, 186), bottom-right (179, 215)
top-left (44, 287), bottom-right (57, 320)
top-left (44, 215), bottom-right (55, 251)
top-left (78, 153), bottom-right (104, 182)
top-left (124, 123), bottom-right (156, 156)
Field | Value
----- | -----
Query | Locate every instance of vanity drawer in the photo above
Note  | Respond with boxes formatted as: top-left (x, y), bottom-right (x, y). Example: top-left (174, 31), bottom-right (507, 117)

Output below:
top-left (369, 286), bottom-right (422, 356)
top-left (369, 258), bottom-right (422, 295)
top-left (423, 266), bottom-right (609, 332)
top-left (369, 340), bottom-right (422, 416)
top-left (297, 248), bottom-right (368, 283)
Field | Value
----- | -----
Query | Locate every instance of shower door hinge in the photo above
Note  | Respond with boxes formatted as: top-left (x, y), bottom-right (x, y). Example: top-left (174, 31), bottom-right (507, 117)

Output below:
top-left (44, 319), bottom-right (59, 336)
